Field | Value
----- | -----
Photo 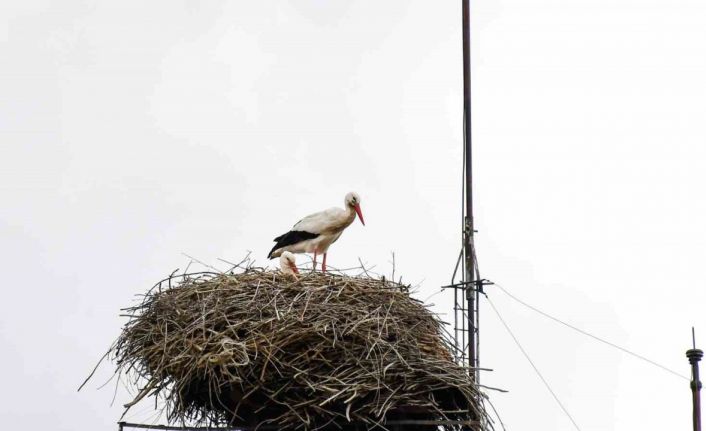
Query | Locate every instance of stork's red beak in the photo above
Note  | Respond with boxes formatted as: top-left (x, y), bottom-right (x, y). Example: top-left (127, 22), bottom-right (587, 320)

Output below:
top-left (289, 263), bottom-right (299, 274)
top-left (354, 204), bottom-right (365, 226)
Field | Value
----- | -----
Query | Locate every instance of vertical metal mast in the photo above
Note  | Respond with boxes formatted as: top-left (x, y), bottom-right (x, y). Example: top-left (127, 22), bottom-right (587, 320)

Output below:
top-left (687, 328), bottom-right (703, 431)
top-left (462, 0), bottom-right (479, 383)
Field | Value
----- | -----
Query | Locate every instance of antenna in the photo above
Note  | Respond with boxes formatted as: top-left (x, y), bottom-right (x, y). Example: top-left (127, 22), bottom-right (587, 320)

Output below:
top-left (687, 327), bottom-right (703, 431)
top-left (461, 0), bottom-right (479, 381)
top-left (444, 0), bottom-right (484, 385)
top-left (443, 4), bottom-right (490, 427)
top-left (462, 0), bottom-right (480, 383)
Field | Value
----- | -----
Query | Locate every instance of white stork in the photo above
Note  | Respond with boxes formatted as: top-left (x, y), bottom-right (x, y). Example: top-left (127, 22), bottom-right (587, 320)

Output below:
top-left (279, 251), bottom-right (299, 277)
top-left (267, 192), bottom-right (365, 273)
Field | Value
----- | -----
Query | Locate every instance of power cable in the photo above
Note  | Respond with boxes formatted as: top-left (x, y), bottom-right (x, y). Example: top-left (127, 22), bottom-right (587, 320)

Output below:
top-left (486, 295), bottom-right (582, 431)
top-left (493, 282), bottom-right (689, 381)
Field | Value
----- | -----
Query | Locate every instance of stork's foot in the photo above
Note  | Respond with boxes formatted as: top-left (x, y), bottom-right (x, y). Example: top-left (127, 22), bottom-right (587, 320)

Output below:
top-left (322, 253), bottom-right (327, 273)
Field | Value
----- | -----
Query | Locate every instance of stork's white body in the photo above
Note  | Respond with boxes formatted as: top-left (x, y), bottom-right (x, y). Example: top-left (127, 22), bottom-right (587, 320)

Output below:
top-left (270, 207), bottom-right (354, 258)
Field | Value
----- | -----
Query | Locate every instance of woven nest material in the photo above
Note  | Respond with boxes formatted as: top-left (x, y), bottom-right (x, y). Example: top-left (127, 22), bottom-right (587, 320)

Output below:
top-left (109, 268), bottom-right (486, 430)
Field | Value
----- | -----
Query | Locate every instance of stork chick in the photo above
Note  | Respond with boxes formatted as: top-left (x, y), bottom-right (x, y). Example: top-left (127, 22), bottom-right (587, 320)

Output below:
top-left (267, 192), bottom-right (365, 273)
top-left (279, 251), bottom-right (299, 278)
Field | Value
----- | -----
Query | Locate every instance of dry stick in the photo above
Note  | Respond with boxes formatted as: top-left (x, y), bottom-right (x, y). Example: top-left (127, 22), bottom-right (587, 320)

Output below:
top-left (181, 252), bottom-right (223, 274)
top-left (391, 252), bottom-right (396, 283)
top-left (77, 348), bottom-right (112, 391)
top-left (123, 379), bottom-right (158, 409)
top-left (357, 257), bottom-right (371, 278)
top-left (217, 251), bottom-right (253, 273)
top-left (109, 369), bottom-right (122, 407)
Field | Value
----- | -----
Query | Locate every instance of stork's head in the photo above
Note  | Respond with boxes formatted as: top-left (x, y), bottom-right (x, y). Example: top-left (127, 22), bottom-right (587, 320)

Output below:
top-left (345, 192), bottom-right (365, 226)
top-left (280, 251), bottom-right (299, 276)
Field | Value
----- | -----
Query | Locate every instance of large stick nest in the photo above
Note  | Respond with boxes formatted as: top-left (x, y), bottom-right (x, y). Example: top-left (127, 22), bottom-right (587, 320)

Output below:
top-left (111, 268), bottom-right (486, 430)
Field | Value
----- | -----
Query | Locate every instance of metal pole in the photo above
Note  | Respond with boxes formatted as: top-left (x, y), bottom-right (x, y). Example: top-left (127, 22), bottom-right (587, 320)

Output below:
top-left (687, 328), bottom-right (703, 431)
top-left (461, 0), bottom-right (477, 382)
top-left (454, 282), bottom-right (458, 362)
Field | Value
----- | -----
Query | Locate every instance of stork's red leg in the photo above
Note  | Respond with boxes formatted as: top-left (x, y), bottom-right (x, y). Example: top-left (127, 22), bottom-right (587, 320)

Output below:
top-left (322, 253), bottom-right (327, 273)
top-left (312, 252), bottom-right (317, 271)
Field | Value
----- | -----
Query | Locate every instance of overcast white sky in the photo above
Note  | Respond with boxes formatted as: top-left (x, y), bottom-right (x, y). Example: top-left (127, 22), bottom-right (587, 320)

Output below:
top-left (1, 1), bottom-right (705, 430)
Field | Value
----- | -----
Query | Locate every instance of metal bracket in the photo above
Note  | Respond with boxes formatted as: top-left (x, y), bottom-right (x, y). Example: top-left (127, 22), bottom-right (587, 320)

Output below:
top-left (441, 279), bottom-right (494, 293)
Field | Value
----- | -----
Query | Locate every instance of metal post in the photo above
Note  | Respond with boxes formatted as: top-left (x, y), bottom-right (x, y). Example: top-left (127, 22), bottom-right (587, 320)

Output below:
top-left (461, 0), bottom-right (477, 383)
top-left (687, 328), bottom-right (703, 431)
top-left (454, 282), bottom-right (459, 363)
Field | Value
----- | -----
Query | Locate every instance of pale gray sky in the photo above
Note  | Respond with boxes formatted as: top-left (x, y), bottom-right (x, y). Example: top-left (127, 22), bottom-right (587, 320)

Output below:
top-left (1, 1), bottom-right (705, 430)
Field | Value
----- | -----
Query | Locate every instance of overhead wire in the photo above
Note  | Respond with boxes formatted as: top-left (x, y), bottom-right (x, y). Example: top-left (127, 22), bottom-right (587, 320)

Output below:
top-left (492, 282), bottom-right (689, 381)
top-left (486, 295), bottom-right (583, 431)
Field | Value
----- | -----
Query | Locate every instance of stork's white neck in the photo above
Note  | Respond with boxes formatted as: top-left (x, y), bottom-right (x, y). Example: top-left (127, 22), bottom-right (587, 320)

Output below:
top-left (324, 205), bottom-right (356, 233)
top-left (344, 204), bottom-right (357, 225)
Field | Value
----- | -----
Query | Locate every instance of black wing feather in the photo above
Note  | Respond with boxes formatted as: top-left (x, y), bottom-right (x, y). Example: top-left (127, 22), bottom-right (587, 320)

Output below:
top-left (267, 230), bottom-right (319, 259)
